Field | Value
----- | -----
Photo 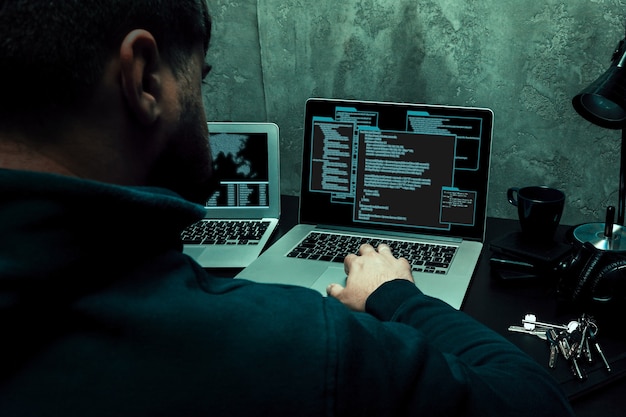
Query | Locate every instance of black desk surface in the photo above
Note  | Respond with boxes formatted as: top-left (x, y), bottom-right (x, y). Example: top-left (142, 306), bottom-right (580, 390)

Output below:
top-left (209, 195), bottom-right (626, 417)
top-left (466, 220), bottom-right (626, 417)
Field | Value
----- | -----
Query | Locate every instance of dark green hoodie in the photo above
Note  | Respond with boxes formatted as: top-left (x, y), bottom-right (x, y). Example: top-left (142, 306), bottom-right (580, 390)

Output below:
top-left (0, 169), bottom-right (574, 417)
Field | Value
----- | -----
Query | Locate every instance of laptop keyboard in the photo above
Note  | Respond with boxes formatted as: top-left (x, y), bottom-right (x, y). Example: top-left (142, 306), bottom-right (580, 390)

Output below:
top-left (287, 231), bottom-right (457, 274)
top-left (182, 220), bottom-right (270, 245)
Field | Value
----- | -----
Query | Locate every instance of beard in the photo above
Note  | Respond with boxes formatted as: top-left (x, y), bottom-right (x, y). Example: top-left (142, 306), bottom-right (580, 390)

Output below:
top-left (146, 94), bottom-right (217, 205)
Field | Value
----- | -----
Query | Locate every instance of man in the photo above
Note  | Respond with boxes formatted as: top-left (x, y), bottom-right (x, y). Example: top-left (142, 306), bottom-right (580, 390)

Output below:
top-left (0, 1), bottom-right (574, 416)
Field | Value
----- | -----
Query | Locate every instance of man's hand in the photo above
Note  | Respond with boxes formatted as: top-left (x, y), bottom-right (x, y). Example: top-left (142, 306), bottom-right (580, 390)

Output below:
top-left (326, 243), bottom-right (414, 311)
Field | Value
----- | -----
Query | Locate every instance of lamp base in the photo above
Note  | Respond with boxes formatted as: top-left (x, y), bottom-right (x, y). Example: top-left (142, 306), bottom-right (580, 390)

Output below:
top-left (572, 222), bottom-right (626, 252)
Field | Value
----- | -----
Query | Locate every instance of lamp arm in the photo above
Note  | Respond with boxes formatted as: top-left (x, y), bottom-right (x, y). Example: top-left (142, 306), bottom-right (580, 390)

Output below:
top-left (617, 128), bottom-right (626, 226)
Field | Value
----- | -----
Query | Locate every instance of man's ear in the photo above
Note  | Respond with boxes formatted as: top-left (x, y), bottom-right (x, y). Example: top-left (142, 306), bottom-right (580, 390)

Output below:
top-left (119, 29), bottom-right (163, 125)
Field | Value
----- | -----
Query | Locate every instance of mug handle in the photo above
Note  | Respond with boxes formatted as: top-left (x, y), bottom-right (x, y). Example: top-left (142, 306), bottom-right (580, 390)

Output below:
top-left (507, 187), bottom-right (520, 207)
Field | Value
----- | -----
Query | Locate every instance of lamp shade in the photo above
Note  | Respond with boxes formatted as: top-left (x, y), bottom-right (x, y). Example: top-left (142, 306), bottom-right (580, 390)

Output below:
top-left (572, 39), bottom-right (626, 129)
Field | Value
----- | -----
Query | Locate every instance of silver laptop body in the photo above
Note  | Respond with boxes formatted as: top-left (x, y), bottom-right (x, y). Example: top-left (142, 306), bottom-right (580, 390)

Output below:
top-left (237, 99), bottom-right (493, 309)
top-left (183, 122), bottom-right (280, 268)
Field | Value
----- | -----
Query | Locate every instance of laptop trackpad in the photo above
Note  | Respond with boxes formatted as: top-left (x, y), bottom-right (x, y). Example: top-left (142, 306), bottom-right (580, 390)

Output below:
top-left (310, 266), bottom-right (346, 296)
top-left (183, 247), bottom-right (205, 258)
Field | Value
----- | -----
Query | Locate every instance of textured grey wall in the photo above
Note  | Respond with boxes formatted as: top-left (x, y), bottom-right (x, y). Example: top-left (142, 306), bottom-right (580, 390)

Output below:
top-left (203, 0), bottom-right (626, 226)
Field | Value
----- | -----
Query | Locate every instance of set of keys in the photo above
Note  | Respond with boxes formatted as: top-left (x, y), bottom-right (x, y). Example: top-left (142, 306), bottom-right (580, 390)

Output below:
top-left (508, 313), bottom-right (611, 380)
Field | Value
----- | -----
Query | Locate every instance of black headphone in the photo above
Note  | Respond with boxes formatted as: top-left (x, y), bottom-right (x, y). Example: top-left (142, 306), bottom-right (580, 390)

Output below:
top-left (560, 241), bottom-right (626, 312)
top-left (589, 258), bottom-right (626, 303)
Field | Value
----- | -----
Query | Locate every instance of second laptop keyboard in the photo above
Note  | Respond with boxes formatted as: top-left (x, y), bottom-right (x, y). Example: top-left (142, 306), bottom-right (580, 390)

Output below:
top-left (287, 231), bottom-right (457, 274)
top-left (182, 220), bottom-right (270, 245)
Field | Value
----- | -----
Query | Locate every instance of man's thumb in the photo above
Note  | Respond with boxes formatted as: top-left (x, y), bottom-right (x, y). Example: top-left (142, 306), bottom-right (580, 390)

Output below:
top-left (326, 283), bottom-right (344, 299)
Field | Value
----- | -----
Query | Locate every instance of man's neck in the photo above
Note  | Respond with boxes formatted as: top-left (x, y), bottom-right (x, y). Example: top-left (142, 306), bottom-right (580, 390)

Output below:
top-left (0, 136), bottom-right (79, 177)
top-left (0, 123), bottom-right (140, 185)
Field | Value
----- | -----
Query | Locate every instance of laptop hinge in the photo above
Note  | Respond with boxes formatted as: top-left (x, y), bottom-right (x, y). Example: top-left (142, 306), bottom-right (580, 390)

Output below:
top-left (312, 224), bottom-right (464, 244)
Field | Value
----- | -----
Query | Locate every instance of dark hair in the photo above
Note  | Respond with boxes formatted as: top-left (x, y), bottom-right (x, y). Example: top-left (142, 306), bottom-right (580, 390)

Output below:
top-left (0, 0), bottom-right (211, 125)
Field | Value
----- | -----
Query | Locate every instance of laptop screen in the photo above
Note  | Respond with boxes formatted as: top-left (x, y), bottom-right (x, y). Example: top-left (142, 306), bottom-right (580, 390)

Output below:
top-left (299, 98), bottom-right (493, 242)
top-left (208, 132), bottom-right (270, 208)
top-left (205, 122), bottom-right (280, 218)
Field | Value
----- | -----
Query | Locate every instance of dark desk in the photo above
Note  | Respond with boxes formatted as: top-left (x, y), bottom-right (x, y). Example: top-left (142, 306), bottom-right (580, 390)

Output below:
top-left (210, 195), bottom-right (626, 417)
top-left (466, 218), bottom-right (626, 417)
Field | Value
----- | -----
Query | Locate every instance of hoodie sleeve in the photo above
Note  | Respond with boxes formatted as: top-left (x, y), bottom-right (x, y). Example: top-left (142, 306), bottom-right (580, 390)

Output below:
top-left (325, 279), bottom-right (575, 417)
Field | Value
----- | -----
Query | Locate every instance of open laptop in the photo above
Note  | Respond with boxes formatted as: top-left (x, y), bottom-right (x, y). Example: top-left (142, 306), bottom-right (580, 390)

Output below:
top-left (182, 122), bottom-right (280, 268)
top-left (237, 99), bottom-right (493, 309)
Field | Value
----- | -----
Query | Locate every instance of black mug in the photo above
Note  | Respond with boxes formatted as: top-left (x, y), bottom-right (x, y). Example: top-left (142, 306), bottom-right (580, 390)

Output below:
top-left (507, 186), bottom-right (565, 242)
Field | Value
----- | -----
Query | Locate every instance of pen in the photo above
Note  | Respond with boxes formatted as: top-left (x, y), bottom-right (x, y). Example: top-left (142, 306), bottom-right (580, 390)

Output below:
top-left (490, 257), bottom-right (535, 271)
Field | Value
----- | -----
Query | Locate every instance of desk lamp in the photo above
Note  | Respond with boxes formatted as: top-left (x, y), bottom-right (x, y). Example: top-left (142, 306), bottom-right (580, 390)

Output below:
top-left (572, 34), bottom-right (626, 250)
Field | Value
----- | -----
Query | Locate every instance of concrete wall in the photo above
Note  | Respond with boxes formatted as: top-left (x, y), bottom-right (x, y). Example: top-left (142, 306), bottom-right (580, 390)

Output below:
top-left (203, 0), bottom-right (626, 226)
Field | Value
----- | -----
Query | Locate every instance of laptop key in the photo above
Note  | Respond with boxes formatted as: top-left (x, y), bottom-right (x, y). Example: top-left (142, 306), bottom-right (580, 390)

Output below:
top-left (286, 232), bottom-right (457, 274)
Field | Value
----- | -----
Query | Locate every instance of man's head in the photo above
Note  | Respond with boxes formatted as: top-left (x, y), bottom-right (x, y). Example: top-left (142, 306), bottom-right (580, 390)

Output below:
top-left (0, 0), bottom-right (211, 124)
top-left (0, 1), bottom-right (215, 204)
